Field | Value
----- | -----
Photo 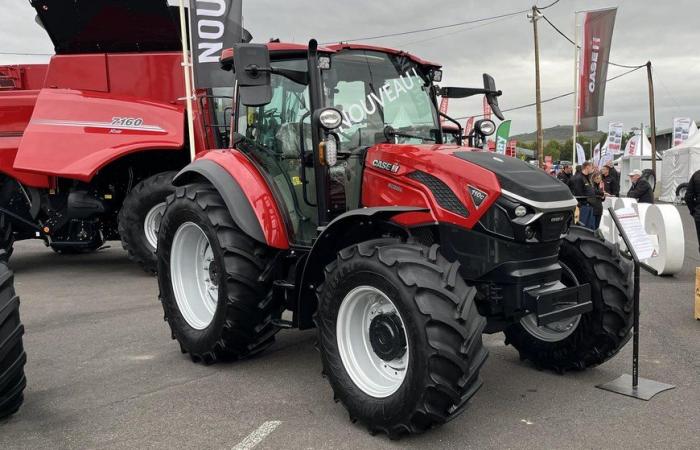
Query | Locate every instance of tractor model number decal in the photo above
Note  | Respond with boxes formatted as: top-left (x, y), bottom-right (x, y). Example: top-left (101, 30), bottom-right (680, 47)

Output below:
top-left (111, 117), bottom-right (144, 127)
top-left (372, 160), bottom-right (400, 173)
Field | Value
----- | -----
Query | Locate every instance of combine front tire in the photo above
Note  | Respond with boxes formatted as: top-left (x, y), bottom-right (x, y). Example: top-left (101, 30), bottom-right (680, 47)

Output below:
top-left (157, 184), bottom-right (280, 364)
top-left (316, 240), bottom-right (488, 438)
top-left (119, 171), bottom-right (177, 274)
top-left (0, 215), bottom-right (13, 263)
top-left (0, 259), bottom-right (26, 419)
top-left (504, 226), bottom-right (634, 372)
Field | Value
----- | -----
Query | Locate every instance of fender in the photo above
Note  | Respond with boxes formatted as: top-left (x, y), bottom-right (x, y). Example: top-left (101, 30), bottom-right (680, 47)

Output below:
top-left (173, 150), bottom-right (290, 250)
top-left (295, 206), bottom-right (427, 329)
top-left (13, 88), bottom-right (185, 182)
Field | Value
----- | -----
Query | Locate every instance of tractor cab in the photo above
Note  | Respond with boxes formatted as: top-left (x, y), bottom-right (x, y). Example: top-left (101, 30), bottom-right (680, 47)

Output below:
top-left (221, 41), bottom-right (501, 245)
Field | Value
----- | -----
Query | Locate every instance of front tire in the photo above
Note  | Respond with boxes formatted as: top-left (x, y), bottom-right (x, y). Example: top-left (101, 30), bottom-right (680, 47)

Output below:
top-left (504, 226), bottom-right (634, 372)
top-left (119, 171), bottom-right (177, 274)
top-left (0, 259), bottom-right (26, 419)
top-left (157, 184), bottom-right (280, 364)
top-left (316, 240), bottom-right (488, 438)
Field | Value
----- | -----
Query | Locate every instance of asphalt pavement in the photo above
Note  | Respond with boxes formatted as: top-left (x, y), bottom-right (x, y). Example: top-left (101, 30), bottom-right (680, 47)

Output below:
top-left (0, 206), bottom-right (698, 449)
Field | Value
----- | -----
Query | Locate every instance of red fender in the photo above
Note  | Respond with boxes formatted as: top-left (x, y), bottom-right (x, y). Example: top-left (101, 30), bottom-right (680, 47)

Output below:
top-left (177, 150), bottom-right (290, 250)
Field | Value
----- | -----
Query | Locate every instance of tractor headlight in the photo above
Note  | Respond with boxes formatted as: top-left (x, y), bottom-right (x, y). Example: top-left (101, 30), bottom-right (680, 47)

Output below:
top-left (514, 205), bottom-right (527, 217)
top-left (476, 119), bottom-right (496, 136)
top-left (318, 108), bottom-right (343, 130)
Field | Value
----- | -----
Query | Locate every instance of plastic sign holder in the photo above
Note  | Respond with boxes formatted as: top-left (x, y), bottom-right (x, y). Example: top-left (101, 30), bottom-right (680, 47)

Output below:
top-left (596, 207), bottom-right (675, 400)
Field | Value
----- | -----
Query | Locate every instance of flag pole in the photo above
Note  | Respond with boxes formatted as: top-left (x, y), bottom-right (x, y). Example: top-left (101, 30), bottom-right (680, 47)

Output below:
top-left (572, 11), bottom-right (579, 168)
top-left (178, 0), bottom-right (197, 162)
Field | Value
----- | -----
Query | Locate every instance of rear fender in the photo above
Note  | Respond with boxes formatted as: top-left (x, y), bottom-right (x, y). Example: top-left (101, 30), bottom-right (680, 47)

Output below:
top-left (173, 150), bottom-right (290, 250)
top-left (295, 206), bottom-right (427, 329)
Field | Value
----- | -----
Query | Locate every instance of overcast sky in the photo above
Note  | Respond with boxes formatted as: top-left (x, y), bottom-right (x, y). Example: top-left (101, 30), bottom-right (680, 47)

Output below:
top-left (2, 0), bottom-right (698, 134)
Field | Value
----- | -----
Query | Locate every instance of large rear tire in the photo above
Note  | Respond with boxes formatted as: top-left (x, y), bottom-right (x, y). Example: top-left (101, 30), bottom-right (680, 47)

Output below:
top-left (0, 259), bottom-right (26, 419)
top-left (119, 171), bottom-right (177, 274)
top-left (157, 184), bottom-right (280, 364)
top-left (316, 239), bottom-right (488, 438)
top-left (0, 215), bottom-right (13, 263)
top-left (504, 226), bottom-right (634, 372)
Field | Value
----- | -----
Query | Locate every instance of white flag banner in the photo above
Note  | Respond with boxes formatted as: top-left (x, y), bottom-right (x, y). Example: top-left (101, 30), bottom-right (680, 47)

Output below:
top-left (593, 143), bottom-right (601, 167)
top-left (673, 117), bottom-right (693, 146)
top-left (607, 122), bottom-right (624, 154)
top-left (576, 143), bottom-right (586, 165)
top-left (599, 142), bottom-right (614, 166)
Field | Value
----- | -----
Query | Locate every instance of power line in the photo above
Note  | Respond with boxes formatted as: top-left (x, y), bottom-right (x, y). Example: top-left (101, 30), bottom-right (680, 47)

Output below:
top-left (453, 65), bottom-right (644, 120)
top-left (322, 8), bottom-right (531, 44)
top-left (394, 14), bottom-right (518, 48)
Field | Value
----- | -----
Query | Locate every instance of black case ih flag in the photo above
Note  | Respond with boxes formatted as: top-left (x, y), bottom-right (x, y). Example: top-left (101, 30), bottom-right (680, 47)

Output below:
top-left (189, 0), bottom-right (243, 88)
top-left (578, 8), bottom-right (617, 131)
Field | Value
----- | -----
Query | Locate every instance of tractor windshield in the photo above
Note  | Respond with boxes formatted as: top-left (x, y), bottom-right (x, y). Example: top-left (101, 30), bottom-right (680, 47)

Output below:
top-left (322, 50), bottom-right (440, 148)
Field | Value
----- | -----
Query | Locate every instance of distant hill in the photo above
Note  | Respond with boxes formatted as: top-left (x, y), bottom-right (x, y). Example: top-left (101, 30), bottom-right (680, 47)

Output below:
top-left (512, 125), bottom-right (605, 144)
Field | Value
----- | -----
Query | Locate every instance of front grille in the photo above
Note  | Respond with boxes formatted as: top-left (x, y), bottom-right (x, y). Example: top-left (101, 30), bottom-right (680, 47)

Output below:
top-left (407, 171), bottom-right (469, 217)
top-left (539, 211), bottom-right (572, 241)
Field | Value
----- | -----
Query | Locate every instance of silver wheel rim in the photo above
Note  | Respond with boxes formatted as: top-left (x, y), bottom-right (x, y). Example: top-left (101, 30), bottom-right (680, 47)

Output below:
top-left (336, 286), bottom-right (409, 398)
top-left (170, 222), bottom-right (218, 330)
top-left (144, 202), bottom-right (167, 250)
top-left (520, 262), bottom-right (582, 343)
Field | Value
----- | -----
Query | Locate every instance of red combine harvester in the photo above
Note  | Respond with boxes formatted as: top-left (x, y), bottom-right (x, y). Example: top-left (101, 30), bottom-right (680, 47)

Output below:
top-left (0, 1), bottom-right (233, 272)
top-left (156, 41), bottom-right (635, 437)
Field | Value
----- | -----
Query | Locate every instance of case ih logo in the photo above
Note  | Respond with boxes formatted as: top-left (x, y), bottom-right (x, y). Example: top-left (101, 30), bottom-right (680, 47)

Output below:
top-left (372, 160), bottom-right (400, 173)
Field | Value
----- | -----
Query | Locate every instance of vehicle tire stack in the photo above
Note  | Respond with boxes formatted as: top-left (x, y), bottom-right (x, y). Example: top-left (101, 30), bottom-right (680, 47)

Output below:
top-left (0, 258), bottom-right (26, 419)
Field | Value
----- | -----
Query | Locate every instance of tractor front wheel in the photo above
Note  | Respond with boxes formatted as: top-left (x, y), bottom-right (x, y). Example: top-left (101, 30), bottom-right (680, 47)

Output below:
top-left (504, 226), bottom-right (634, 372)
top-left (119, 171), bottom-right (177, 274)
top-left (157, 184), bottom-right (280, 364)
top-left (316, 239), bottom-right (488, 438)
top-left (0, 259), bottom-right (26, 419)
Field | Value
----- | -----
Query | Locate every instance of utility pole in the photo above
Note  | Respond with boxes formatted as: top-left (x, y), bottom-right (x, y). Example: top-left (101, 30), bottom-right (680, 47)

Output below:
top-left (646, 61), bottom-right (657, 178)
top-left (572, 11), bottom-right (579, 168)
top-left (530, 6), bottom-right (544, 168)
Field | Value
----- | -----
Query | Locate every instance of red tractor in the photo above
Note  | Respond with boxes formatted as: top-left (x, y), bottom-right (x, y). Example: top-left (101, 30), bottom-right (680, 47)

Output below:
top-left (0, 1), bottom-right (232, 272)
top-left (156, 41), bottom-right (634, 437)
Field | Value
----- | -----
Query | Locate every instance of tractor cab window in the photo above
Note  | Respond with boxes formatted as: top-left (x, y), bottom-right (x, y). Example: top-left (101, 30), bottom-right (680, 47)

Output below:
top-left (323, 50), bottom-right (440, 149)
top-left (236, 58), bottom-right (317, 244)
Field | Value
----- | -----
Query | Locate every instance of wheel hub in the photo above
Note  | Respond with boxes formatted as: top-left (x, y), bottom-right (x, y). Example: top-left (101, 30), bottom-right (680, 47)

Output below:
top-left (144, 202), bottom-right (167, 250)
top-left (369, 314), bottom-right (406, 361)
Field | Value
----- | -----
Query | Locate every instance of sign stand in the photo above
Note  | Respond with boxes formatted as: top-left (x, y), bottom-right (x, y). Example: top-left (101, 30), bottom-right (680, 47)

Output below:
top-left (596, 207), bottom-right (675, 400)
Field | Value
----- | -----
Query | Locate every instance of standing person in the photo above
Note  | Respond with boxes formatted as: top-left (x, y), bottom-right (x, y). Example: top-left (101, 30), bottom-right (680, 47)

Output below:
top-left (606, 160), bottom-right (620, 186)
top-left (601, 165), bottom-right (619, 196)
top-left (684, 169), bottom-right (700, 253)
top-left (589, 172), bottom-right (605, 229)
top-left (571, 162), bottom-right (596, 229)
top-left (627, 169), bottom-right (654, 203)
top-left (557, 164), bottom-right (573, 190)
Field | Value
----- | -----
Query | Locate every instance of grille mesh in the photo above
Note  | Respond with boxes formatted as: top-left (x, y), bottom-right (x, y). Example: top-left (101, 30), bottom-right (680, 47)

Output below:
top-left (407, 171), bottom-right (469, 217)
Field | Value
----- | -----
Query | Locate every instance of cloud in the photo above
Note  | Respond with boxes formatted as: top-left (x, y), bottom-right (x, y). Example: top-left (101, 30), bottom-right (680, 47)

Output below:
top-left (2, 0), bottom-right (698, 134)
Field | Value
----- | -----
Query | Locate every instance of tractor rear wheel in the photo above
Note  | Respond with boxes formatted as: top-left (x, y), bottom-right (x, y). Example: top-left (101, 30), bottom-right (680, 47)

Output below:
top-left (0, 215), bottom-right (13, 263)
top-left (157, 184), bottom-right (280, 364)
top-left (316, 239), bottom-right (488, 438)
top-left (119, 171), bottom-right (177, 274)
top-left (504, 226), bottom-right (634, 372)
top-left (0, 259), bottom-right (26, 419)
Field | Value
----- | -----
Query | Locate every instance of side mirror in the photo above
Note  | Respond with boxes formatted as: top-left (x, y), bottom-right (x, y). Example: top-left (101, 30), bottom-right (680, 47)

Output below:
top-left (233, 43), bottom-right (272, 106)
top-left (483, 74), bottom-right (505, 121)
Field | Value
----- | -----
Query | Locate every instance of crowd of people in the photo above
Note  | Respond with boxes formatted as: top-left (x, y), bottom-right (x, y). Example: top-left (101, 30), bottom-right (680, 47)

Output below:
top-left (551, 161), bottom-right (653, 230)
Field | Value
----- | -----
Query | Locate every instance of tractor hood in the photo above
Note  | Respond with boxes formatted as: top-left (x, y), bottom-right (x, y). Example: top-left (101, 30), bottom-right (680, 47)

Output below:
top-left (31, 0), bottom-right (182, 54)
top-left (452, 151), bottom-right (574, 204)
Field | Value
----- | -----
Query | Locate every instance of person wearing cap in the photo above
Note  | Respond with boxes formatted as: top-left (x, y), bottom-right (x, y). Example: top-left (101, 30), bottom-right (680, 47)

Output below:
top-left (627, 169), bottom-right (654, 204)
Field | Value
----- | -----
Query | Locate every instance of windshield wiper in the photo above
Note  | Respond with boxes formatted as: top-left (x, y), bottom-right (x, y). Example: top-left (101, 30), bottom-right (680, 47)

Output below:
top-left (383, 126), bottom-right (436, 143)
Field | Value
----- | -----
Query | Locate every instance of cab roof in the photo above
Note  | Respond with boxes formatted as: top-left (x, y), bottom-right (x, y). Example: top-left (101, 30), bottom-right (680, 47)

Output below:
top-left (219, 41), bottom-right (441, 70)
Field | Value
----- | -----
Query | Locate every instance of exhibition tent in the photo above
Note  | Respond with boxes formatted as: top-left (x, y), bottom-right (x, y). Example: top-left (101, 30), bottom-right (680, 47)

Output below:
top-left (659, 132), bottom-right (700, 202)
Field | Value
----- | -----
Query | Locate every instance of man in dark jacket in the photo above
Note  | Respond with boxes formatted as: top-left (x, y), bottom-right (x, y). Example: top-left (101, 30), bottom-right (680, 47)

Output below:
top-left (627, 169), bottom-right (654, 203)
top-left (557, 164), bottom-right (572, 189)
top-left (684, 169), bottom-right (700, 253)
top-left (571, 162), bottom-right (596, 229)
top-left (606, 160), bottom-right (620, 185)
top-left (601, 165), bottom-right (619, 196)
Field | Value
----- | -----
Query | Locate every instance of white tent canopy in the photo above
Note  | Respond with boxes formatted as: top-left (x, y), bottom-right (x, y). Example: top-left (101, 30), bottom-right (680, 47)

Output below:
top-left (659, 132), bottom-right (700, 202)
